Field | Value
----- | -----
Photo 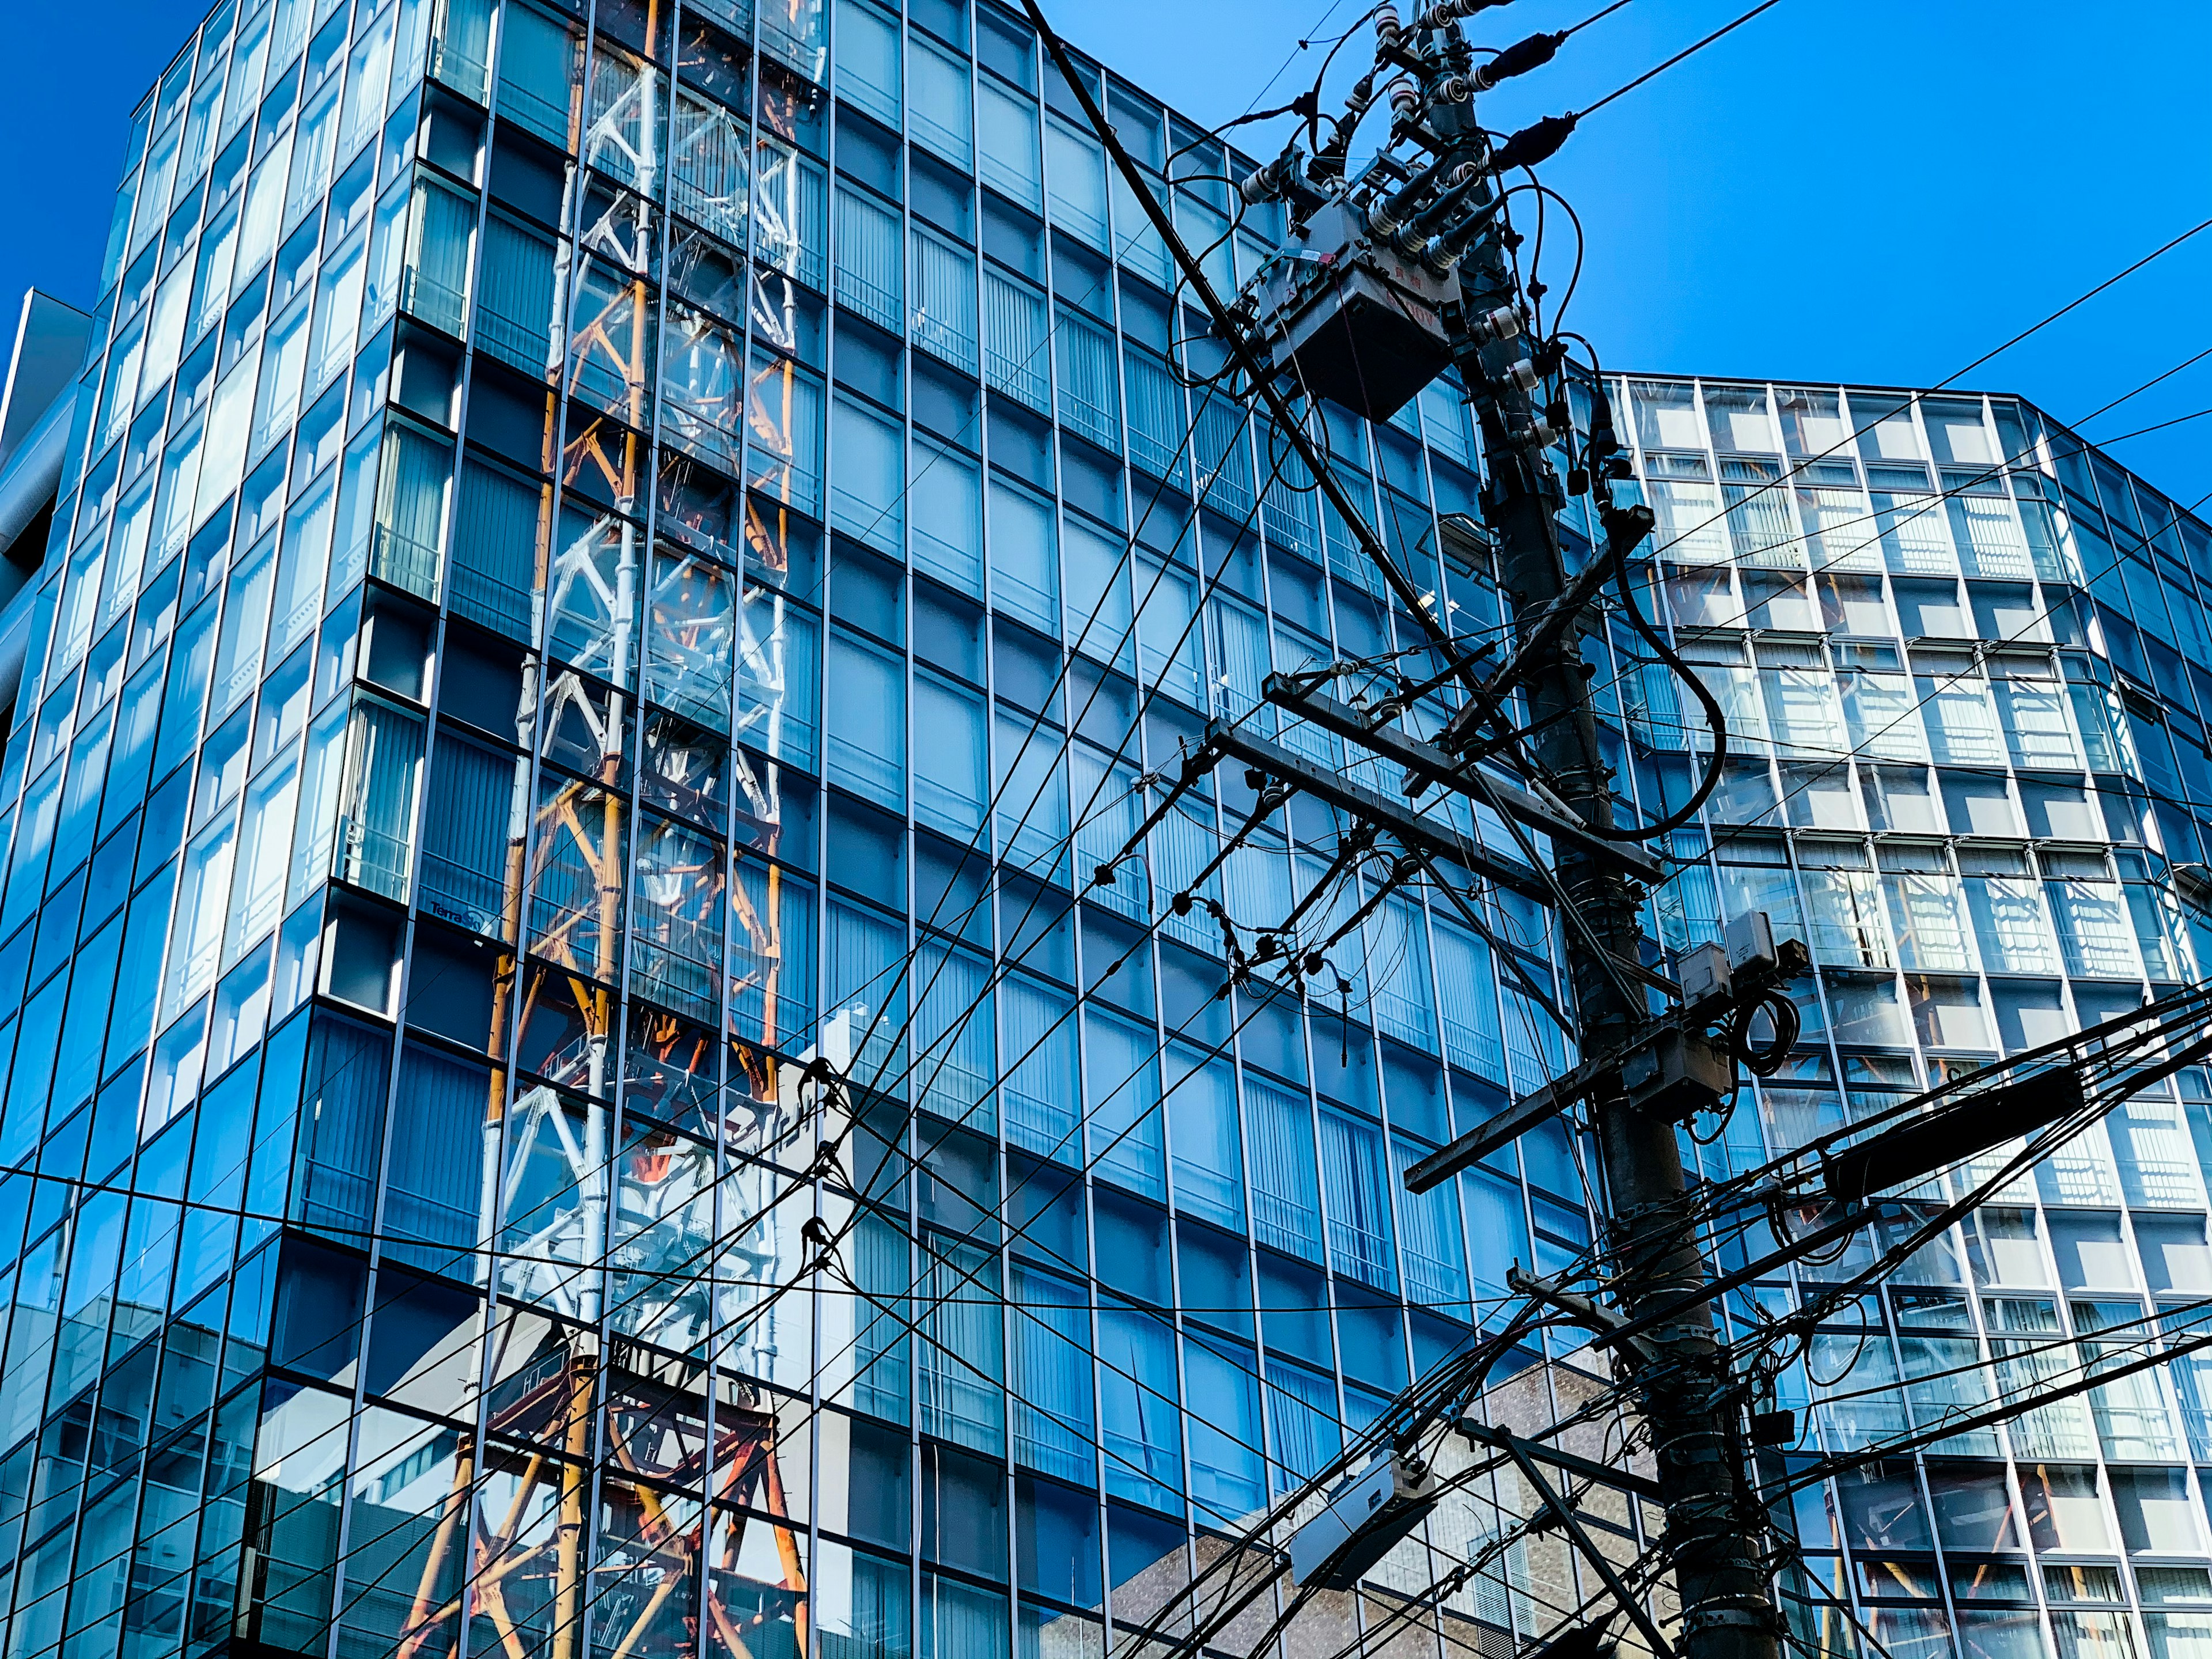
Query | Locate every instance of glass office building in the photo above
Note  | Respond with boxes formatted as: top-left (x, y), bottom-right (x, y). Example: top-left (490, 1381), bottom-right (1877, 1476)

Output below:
top-left (1606, 377), bottom-right (2212, 1659)
top-left (8, 0), bottom-right (2212, 1655)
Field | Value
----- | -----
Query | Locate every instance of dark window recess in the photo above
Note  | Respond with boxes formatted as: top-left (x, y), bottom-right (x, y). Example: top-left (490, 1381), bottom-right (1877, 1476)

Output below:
top-left (993, 616), bottom-right (1061, 721)
top-left (1042, 52), bottom-right (1098, 122)
top-left (910, 149), bottom-right (974, 237)
top-left (1092, 1187), bottom-right (1169, 1304)
top-left (668, 225), bottom-right (745, 322)
top-left (919, 1123), bottom-right (998, 1240)
top-left (916, 827), bottom-right (992, 948)
top-left (921, 1442), bottom-right (1009, 1578)
top-left (1059, 442), bottom-right (1123, 529)
top-left (1081, 904), bottom-right (1154, 1018)
top-left (830, 540), bottom-right (906, 644)
top-left (272, 1240), bottom-right (369, 1380)
top-left (1205, 513), bottom-right (1264, 603)
top-left (365, 1268), bottom-right (479, 1395)
top-left (766, 276), bottom-right (828, 369)
top-left (847, 1093), bottom-right (911, 1205)
top-left (406, 925), bottom-right (501, 1051)
top-left (659, 452), bottom-right (741, 558)
top-left (1335, 1284), bottom-right (1407, 1392)
top-left (909, 0), bottom-right (968, 48)
top-left (1373, 425), bottom-right (1425, 497)
top-left (1310, 1018), bottom-right (1377, 1113)
top-left (422, 92), bottom-right (483, 183)
top-left (834, 104), bottom-right (902, 197)
top-left (597, 0), bottom-right (656, 57)
top-left (735, 752), bottom-right (816, 868)
top-left (362, 597), bottom-right (433, 702)
top-left (825, 792), bottom-right (906, 910)
top-left (437, 624), bottom-right (528, 740)
top-left (846, 1418), bottom-right (912, 1548)
top-left (975, 3), bottom-right (1035, 88)
top-left (1107, 1501), bottom-right (1184, 1593)
top-left (1411, 1306), bottom-right (1475, 1374)
top-left (677, 14), bottom-right (752, 113)
top-left (325, 900), bottom-right (402, 1013)
top-left (1067, 657), bottom-right (1137, 749)
top-left (641, 711), bottom-right (729, 828)
top-left (1051, 236), bottom-right (1111, 315)
top-left (912, 357), bottom-right (980, 445)
top-left (1006, 1147), bottom-right (1084, 1270)
top-left (982, 191), bottom-right (1046, 280)
top-left (1176, 1215), bottom-right (1255, 1340)
top-left (914, 578), bottom-right (984, 683)
top-left (988, 401), bottom-right (1053, 490)
top-left (832, 313), bottom-right (902, 411)
top-left (1334, 585), bottom-right (1387, 659)
top-left (561, 405), bottom-right (636, 514)
top-left (1256, 1251), bottom-right (1331, 1366)
top-left (1380, 1037), bottom-right (1446, 1143)
top-left (1118, 275), bottom-right (1172, 353)
top-left (1018, 1474), bottom-right (1104, 1608)
top-left (1135, 491), bottom-right (1192, 561)
top-left (1267, 550), bottom-right (1327, 637)
top-left (393, 327), bottom-right (461, 429)
top-left (464, 361), bottom-right (553, 471)
top-left (1157, 939), bottom-right (1230, 1050)
top-left (487, 124), bottom-right (569, 227)
top-left (760, 62), bottom-right (829, 158)
top-left (1238, 988), bottom-right (1308, 1085)
top-left (1000, 870), bottom-right (1075, 984)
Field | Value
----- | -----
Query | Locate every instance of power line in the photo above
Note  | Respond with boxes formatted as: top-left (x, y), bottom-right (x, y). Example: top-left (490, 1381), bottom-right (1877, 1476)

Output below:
top-left (1676, 482), bottom-right (2212, 861)
top-left (2099, 401), bottom-right (2212, 448)
top-left (1578, 337), bottom-right (2212, 669)
top-left (1619, 221), bottom-right (2212, 577)
top-left (1574, 0), bottom-right (1787, 122)
top-left (1563, 0), bottom-right (1637, 39)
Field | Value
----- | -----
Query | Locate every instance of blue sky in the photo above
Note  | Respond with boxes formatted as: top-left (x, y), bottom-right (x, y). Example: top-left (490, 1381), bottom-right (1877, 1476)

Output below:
top-left (13, 0), bottom-right (2209, 503)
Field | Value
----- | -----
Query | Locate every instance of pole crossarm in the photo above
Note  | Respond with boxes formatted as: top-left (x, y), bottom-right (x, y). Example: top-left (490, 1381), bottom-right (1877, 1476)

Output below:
top-left (1205, 719), bottom-right (1553, 902)
top-left (1458, 1418), bottom-right (1666, 1506)
top-left (1262, 677), bottom-right (1669, 884)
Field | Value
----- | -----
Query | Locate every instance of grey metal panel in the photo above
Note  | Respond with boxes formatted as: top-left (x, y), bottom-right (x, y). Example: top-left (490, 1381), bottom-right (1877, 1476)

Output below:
top-left (0, 290), bottom-right (90, 472)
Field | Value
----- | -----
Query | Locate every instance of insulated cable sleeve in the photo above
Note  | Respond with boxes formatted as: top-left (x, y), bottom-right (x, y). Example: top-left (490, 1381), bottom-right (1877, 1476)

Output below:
top-left (1553, 525), bottom-right (1728, 842)
top-left (1562, 358), bottom-right (1730, 843)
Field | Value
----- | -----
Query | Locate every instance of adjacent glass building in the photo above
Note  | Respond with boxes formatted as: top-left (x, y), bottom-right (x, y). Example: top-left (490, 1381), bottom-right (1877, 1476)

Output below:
top-left (6, 0), bottom-right (2212, 1656)
top-left (1608, 377), bottom-right (2212, 1659)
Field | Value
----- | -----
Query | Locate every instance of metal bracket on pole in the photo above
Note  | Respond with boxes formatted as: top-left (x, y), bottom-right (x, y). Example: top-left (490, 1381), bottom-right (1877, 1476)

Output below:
top-left (1478, 1428), bottom-right (1680, 1659)
top-left (1507, 1266), bottom-right (1655, 1364)
top-left (1457, 1418), bottom-right (1666, 1505)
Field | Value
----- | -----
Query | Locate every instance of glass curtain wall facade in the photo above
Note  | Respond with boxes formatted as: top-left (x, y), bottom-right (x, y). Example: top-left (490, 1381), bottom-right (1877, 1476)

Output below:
top-left (14, 0), bottom-right (2212, 1654)
top-left (0, 1), bottom-right (1581, 1657)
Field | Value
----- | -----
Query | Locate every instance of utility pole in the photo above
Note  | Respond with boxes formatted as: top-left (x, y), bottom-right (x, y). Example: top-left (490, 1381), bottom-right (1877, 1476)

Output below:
top-left (1029, 1), bottom-right (1787, 1652)
top-left (1440, 74), bottom-right (1785, 1659)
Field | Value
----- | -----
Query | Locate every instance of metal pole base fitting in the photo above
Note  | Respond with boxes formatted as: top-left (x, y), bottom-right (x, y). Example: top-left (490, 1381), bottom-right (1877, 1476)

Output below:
top-left (1683, 1605), bottom-right (1781, 1636)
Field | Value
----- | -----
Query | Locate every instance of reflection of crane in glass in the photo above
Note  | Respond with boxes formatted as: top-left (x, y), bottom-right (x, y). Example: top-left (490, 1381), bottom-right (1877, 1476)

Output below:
top-left (388, 1314), bottom-right (813, 1659)
top-left (419, 1025), bottom-right (846, 1659)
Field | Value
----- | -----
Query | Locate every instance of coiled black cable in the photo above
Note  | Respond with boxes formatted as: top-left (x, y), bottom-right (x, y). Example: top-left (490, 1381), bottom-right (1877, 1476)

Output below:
top-left (1726, 989), bottom-right (1800, 1077)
